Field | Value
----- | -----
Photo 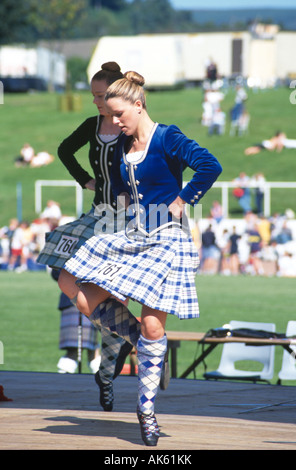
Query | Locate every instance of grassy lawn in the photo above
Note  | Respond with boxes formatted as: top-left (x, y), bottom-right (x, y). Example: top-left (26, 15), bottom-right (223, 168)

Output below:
top-left (0, 271), bottom-right (295, 385)
top-left (1, 86), bottom-right (296, 226)
top-left (1, 86), bottom-right (295, 385)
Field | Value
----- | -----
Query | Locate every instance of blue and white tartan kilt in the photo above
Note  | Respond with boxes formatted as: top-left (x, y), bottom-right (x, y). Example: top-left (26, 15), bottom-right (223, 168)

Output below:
top-left (64, 226), bottom-right (200, 319)
top-left (37, 206), bottom-right (125, 270)
top-left (59, 305), bottom-right (98, 350)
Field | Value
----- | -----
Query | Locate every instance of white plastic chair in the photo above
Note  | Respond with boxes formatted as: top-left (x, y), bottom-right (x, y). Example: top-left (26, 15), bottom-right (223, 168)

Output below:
top-left (204, 320), bottom-right (276, 383)
top-left (277, 321), bottom-right (296, 385)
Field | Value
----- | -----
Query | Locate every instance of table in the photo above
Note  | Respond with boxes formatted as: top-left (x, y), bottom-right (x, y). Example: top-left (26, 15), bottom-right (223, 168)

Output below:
top-left (166, 330), bottom-right (296, 379)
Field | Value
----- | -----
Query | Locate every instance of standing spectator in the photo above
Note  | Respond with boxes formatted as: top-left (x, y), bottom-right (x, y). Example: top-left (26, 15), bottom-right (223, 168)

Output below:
top-left (229, 226), bottom-right (241, 275)
top-left (8, 221), bottom-right (33, 272)
top-left (252, 173), bottom-right (265, 216)
top-left (201, 224), bottom-right (220, 274)
top-left (247, 224), bottom-right (264, 275)
top-left (210, 200), bottom-right (223, 224)
top-left (208, 108), bottom-right (226, 136)
top-left (233, 172), bottom-right (252, 214)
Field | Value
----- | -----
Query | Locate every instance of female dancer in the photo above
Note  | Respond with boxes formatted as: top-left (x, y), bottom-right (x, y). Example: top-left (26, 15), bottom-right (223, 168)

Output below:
top-left (61, 71), bottom-right (222, 446)
top-left (37, 62), bottom-right (133, 411)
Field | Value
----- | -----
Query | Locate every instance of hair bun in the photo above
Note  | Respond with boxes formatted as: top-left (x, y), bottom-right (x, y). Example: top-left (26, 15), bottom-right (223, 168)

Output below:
top-left (101, 62), bottom-right (121, 73)
top-left (124, 71), bottom-right (145, 87)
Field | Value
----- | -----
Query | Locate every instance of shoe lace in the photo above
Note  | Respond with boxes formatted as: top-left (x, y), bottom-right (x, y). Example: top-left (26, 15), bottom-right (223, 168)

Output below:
top-left (101, 381), bottom-right (113, 404)
top-left (139, 412), bottom-right (159, 436)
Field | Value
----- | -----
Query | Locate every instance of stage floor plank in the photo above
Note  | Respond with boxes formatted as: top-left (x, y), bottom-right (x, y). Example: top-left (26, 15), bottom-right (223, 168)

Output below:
top-left (0, 371), bottom-right (296, 450)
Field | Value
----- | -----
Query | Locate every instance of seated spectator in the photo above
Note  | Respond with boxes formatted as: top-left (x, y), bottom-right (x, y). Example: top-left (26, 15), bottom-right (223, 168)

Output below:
top-left (30, 151), bottom-right (54, 167)
top-left (14, 143), bottom-right (35, 167)
top-left (40, 200), bottom-right (62, 229)
top-left (278, 250), bottom-right (296, 277)
top-left (276, 221), bottom-right (293, 244)
top-left (244, 131), bottom-right (296, 156)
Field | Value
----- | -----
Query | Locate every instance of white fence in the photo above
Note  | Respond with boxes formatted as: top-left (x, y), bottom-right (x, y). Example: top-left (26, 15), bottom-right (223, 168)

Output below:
top-left (35, 179), bottom-right (296, 219)
top-left (213, 181), bottom-right (296, 218)
top-left (35, 180), bottom-right (83, 217)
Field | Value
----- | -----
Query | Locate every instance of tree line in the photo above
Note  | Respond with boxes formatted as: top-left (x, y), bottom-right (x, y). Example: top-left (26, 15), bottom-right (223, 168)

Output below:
top-left (0, 0), bottom-right (262, 45)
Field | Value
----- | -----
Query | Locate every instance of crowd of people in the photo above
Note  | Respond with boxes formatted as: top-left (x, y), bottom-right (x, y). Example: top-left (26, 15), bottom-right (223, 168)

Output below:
top-left (195, 206), bottom-right (296, 278)
top-left (1, 200), bottom-right (295, 278)
top-left (201, 81), bottom-right (249, 137)
top-left (0, 200), bottom-right (63, 272)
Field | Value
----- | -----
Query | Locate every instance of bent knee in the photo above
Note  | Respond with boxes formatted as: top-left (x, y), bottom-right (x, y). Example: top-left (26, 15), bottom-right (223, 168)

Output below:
top-left (76, 291), bottom-right (91, 317)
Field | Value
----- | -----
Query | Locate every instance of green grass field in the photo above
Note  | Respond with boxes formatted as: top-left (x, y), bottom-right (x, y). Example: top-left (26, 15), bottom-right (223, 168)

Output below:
top-left (1, 271), bottom-right (295, 385)
top-left (1, 86), bottom-right (296, 386)
top-left (1, 86), bottom-right (296, 226)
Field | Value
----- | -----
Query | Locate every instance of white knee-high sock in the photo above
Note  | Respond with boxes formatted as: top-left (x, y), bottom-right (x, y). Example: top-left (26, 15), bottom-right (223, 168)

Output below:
top-left (137, 334), bottom-right (167, 415)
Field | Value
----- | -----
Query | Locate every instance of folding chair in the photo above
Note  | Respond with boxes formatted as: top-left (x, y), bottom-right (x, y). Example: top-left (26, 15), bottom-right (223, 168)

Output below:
top-left (277, 321), bottom-right (296, 385)
top-left (204, 320), bottom-right (276, 383)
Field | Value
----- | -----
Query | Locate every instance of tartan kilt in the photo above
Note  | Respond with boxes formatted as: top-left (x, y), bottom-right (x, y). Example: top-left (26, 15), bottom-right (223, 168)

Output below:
top-left (59, 305), bottom-right (98, 350)
top-left (37, 207), bottom-right (125, 270)
top-left (64, 226), bottom-right (200, 319)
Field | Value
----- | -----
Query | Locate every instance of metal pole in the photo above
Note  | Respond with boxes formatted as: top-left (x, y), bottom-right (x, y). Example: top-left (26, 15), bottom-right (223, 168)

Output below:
top-left (77, 312), bottom-right (82, 374)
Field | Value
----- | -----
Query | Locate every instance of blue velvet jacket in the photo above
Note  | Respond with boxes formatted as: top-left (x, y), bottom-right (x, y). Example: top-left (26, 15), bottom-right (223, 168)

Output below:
top-left (111, 123), bottom-right (222, 236)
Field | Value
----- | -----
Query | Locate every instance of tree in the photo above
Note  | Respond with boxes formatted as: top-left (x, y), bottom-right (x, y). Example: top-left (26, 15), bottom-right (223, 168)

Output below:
top-left (0, 0), bottom-right (32, 44)
top-left (29, 0), bottom-right (88, 41)
top-left (90, 0), bottom-right (127, 10)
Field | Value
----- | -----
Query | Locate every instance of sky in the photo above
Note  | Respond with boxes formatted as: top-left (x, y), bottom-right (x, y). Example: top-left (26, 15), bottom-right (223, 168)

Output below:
top-left (170, 0), bottom-right (296, 9)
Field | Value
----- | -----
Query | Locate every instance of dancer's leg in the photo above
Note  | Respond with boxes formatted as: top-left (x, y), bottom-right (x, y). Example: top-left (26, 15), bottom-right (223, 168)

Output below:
top-left (136, 306), bottom-right (167, 446)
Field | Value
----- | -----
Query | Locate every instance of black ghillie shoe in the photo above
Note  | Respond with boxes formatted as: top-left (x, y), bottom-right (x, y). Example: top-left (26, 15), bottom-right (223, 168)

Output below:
top-left (113, 341), bottom-right (133, 379)
top-left (94, 372), bottom-right (114, 411)
top-left (160, 349), bottom-right (170, 390)
top-left (137, 409), bottom-right (160, 446)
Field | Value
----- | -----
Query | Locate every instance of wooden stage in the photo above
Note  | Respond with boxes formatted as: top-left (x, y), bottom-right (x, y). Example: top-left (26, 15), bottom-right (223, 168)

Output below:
top-left (0, 370), bottom-right (296, 451)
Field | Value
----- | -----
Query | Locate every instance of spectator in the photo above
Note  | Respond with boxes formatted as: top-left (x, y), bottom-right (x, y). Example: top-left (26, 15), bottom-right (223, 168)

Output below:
top-left (14, 143), bottom-right (35, 167)
top-left (246, 224), bottom-right (264, 275)
top-left (201, 224), bottom-right (220, 274)
top-left (233, 172), bottom-right (252, 214)
top-left (210, 200), bottom-right (223, 224)
top-left (208, 108), bottom-right (226, 136)
top-left (278, 250), bottom-right (296, 277)
top-left (276, 220), bottom-right (293, 244)
top-left (228, 226), bottom-right (241, 275)
top-left (8, 221), bottom-right (33, 272)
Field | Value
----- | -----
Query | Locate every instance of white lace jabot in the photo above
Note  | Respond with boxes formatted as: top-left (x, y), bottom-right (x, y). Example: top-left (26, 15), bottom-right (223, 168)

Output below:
top-left (126, 151), bottom-right (144, 163)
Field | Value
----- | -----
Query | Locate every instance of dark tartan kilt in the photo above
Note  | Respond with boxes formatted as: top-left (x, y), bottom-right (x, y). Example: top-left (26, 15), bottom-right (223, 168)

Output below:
top-left (37, 207), bottom-right (125, 270)
top-left (59, 305), bottom-right (98, 350)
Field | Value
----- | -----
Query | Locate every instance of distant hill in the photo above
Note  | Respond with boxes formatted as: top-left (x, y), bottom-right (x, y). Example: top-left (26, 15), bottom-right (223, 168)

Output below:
top-left (190, 9), bottom-right (296, 31)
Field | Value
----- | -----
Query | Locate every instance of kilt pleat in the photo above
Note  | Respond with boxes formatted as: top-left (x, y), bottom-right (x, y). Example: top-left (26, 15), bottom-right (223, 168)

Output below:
top-left (64, 226), bottom-right (200, 319)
